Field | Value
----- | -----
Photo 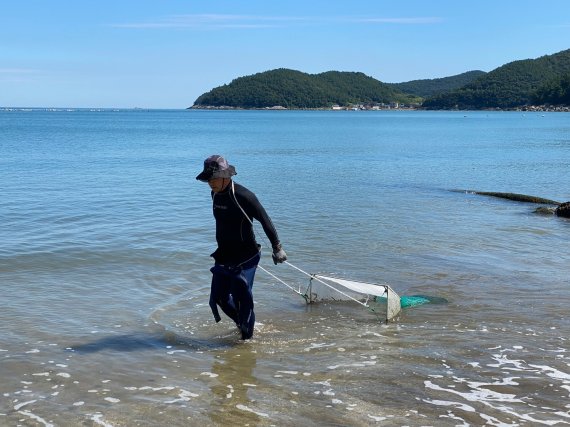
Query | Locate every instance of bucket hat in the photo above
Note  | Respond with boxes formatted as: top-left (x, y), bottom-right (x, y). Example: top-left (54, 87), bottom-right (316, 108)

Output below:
top-left (196, 155), bottom-right (237, 182)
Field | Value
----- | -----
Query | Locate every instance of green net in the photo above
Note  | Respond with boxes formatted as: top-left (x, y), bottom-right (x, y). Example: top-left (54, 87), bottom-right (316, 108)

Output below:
top-left (400, 296), bottom-right (431, 308)
top-left (375, 295), bottom-right (448, 309)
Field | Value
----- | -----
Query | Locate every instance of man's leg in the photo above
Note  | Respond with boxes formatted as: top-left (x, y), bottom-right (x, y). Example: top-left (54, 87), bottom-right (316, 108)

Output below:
top-left (209, 266), bottom-right (240, 325)
top-left (234, 264), bottom-right (257, 339)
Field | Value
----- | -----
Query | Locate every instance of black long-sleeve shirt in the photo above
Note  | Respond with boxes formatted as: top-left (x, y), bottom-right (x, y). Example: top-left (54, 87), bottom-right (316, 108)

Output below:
top-left (210, 181), bottom-right (280, 265)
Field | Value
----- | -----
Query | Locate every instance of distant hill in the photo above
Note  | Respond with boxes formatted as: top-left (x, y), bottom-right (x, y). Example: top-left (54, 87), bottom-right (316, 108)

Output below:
top-left (387, 71), bottom-right (487, 98)
top-left (191, 49), bottom-right (570, 110)
top-left (423, 49), bottom-right (570, 109)
top-left (192, 69), bottom-right (418, 109)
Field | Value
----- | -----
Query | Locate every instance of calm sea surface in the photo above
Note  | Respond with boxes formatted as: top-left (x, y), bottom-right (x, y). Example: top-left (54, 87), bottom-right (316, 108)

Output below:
top-left (1, 109), bottom-right (569, 426)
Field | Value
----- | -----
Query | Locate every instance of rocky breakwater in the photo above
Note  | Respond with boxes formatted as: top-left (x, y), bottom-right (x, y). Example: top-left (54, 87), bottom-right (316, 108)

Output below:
top-left (457, 191), bottom-right (570, 218)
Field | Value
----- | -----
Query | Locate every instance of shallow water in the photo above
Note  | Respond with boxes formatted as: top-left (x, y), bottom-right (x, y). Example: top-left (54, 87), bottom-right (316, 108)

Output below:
top-left (1, 109), bottom-right (569, 426)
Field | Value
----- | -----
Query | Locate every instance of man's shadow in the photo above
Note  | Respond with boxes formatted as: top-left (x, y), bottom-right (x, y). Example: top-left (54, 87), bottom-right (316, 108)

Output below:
top-left (69, 329), bottom-right (232, 353)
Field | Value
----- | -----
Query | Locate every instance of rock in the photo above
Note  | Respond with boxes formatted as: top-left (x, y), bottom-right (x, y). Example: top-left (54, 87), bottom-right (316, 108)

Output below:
top-left (472, 191), bottom-right (560, 205)
top-left (555, 202), bottom-right (570, 218)
top-left (534, 206), bottom-right (556, 215)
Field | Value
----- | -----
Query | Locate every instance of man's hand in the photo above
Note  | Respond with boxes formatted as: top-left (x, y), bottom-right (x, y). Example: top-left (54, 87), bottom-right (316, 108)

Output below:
top-left (272, 244), bottom-right (287, 265)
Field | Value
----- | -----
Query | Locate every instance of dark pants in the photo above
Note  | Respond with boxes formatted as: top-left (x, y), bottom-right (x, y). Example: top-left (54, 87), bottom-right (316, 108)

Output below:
top-left (208, 253), bottom-right (260, 340)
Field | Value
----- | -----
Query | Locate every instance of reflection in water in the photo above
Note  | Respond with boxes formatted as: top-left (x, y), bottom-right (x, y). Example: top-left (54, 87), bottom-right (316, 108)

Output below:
top-left (207, 344), bottom-right (264, 425)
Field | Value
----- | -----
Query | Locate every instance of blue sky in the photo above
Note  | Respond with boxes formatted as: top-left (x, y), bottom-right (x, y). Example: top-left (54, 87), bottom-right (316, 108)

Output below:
top-left (2, 1), bottom-right (569, 108)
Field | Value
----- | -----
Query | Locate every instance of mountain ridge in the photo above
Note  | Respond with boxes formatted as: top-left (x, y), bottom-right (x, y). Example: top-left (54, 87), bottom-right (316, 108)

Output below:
top-left (191, 49), bottom-right (570, 110)
top-left (423, 49), bottom-right (570, 109)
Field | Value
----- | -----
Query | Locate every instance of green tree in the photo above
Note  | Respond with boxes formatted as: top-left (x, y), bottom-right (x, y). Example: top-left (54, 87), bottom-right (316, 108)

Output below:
top-left (423, 49), bottom-right (570, 109)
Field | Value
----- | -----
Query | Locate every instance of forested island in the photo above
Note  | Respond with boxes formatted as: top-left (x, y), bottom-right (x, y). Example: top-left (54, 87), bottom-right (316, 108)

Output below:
top-left (190, 49), bottom-right (570, 111)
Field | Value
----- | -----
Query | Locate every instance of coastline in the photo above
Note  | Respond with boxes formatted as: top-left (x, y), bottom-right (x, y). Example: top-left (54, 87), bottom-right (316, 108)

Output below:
top-left (189, 104), bottom-right (570, 112)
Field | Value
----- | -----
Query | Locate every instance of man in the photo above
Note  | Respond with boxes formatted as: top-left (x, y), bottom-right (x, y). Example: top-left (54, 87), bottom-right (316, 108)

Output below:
top-left (196, 155), bottom-right (287, 340)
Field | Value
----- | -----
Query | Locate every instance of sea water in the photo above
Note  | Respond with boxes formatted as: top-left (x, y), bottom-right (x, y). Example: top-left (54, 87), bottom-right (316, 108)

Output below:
top-left (1, 109), bottom-right (569, 426)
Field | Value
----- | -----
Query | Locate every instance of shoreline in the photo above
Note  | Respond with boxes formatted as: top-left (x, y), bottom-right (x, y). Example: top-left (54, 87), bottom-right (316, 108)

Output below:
top-left (189, 104), bottom-right (570, 112)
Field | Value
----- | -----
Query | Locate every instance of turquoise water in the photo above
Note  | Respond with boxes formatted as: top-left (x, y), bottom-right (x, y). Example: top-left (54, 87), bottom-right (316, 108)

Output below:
top-left (1, 109), bottom-right (569, 426)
